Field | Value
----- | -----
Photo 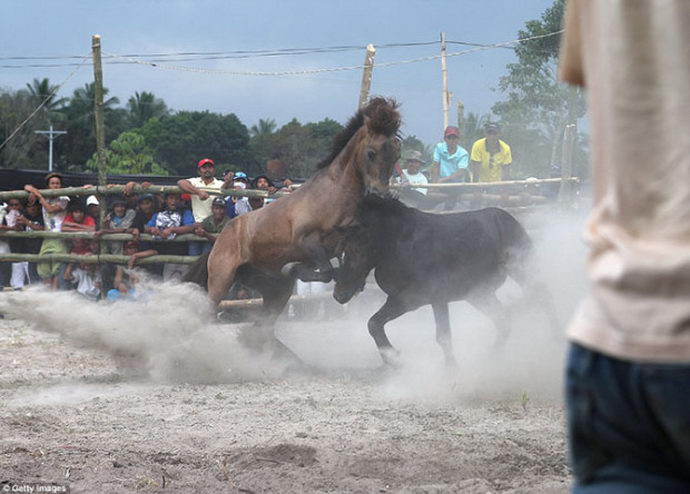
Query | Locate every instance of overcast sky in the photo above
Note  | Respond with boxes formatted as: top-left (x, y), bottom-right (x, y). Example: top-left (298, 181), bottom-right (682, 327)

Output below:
top-left (2, 0), bottom-right (556, 146)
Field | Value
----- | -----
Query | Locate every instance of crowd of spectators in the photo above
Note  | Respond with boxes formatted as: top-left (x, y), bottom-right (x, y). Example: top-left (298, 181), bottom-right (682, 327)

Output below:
top-left (0, 158), bottom-right (294, 301)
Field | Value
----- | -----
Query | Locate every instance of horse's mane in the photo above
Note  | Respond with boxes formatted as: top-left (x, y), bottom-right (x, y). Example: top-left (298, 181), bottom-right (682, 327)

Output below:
top-left (317, 97), bottom-right (400, 170)
top-left (357, 194), bottom-right (410, 220)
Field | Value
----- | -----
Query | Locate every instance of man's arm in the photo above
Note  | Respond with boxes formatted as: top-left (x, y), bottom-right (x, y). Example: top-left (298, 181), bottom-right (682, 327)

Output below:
top-left (177, 178), bottom-right (209, 200)
top-left (558, 0), bottom-right (585, 87)
top-left (62, 220), bottom-right (96, 232)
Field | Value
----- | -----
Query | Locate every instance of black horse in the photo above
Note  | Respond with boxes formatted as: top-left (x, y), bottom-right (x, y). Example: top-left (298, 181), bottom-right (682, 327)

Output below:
top-left (332, 195), bottom-right (559, 366)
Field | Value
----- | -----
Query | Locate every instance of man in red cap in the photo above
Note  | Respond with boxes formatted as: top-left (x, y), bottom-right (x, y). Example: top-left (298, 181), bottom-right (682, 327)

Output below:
top-left (431, 126), bottom-right (470, 184)
top-left (177, 158), bottom-right (225, 255)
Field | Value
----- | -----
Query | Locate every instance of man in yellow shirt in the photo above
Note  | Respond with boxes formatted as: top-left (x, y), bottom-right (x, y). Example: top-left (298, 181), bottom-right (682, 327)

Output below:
top-left (470, 123), bottom-right (512, 182)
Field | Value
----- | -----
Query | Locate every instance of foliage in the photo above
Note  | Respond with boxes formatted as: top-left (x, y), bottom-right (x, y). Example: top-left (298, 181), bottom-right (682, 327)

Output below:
top-left (58, 82), bottom-right (126, 170)
top-left (0, 88), bottom-right (47, 169)
top-left (25, 78), bottom-right (67, 123)
top-left (249, 117), bottom-right (343, 178)
top-left (491, 0), bottom-right (588, 178)
top-left (139, 111), bottom-right (253, 176)
top-left (127, 91), bottom-right (168, 128)
top-left (249, 118), bottom-right (277, 138)
top-left (86, 130), bottom-right (167, 175)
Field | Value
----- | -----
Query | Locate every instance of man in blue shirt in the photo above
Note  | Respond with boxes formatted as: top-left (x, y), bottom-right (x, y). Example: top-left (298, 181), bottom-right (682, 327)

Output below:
top-left (144, 193), bottom-right (195, 281)
top-left (431, 126), bottom-right (470, 183)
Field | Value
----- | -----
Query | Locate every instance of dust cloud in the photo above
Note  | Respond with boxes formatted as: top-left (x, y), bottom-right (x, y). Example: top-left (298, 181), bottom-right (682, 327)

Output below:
top-left (0, 278), bottom-right (291, 384)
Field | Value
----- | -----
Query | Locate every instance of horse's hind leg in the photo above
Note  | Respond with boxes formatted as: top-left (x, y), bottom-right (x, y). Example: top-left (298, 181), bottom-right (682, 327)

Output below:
top-left (431, 303), bottom-right (458, 367)
top-left (368, 297), bottom-right (407, 367)
top-left (468, 292), bottom-right (511, 349)
top-left (207, 252), bottom-right (240, 307)
top-left (247, 278), bottom-right (304, 368)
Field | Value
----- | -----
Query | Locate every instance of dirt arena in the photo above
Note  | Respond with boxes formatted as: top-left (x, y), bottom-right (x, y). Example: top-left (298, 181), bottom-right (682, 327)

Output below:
top-left (0, 212), bottom-right (584, 493)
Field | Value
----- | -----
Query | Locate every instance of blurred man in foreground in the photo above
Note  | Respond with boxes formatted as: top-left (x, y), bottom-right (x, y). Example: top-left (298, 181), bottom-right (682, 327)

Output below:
top-left (559, 1), bottom-right (690, 491)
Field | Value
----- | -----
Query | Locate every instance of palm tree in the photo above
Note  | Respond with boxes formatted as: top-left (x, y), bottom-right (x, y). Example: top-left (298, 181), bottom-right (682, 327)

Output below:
top-left (250, 118), bottom-right (277, 138)
top-left (25, 78), bottom-right (67, 122)
top-left (127, 91), bottom-right (168, 128)
top-left (462, 112), bottom-right (491, 149)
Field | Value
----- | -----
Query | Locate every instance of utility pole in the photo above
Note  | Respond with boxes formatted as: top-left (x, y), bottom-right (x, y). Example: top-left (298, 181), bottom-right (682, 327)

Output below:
top-left (358, 44), bottom-right (376, 109)
top-left (440, 32), bottom-right (450, 129)
top-left (92, 34), bottom-right (107, 191)
top-left (456, 100), bottom-right (465, 136)
top-left (34, 125), bottom-right (67, 171)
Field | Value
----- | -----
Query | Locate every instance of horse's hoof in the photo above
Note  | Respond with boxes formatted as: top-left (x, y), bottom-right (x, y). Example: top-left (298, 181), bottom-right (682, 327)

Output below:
top-left (380, 348), bottom-right (403, 369)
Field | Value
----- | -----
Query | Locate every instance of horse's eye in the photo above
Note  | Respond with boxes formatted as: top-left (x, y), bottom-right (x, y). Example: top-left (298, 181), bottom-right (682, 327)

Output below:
top-left (366, 149), bottom-right (376, 161)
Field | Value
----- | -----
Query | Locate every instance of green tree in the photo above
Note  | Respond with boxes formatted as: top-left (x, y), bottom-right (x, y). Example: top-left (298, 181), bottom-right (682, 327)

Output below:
top-left (85, 130), bottom-right (167, 175)
top-left (250, 118), bottom-right (277, 138)
top-left (0, 88), bottom-right (47, 169)
top-left (491, 0), bottom-right (587, 178)
top-left (250, 117), bottom-right (344, 178)
top-left (59, 82), bottom-right (125, 170)
top-left (139, 111), bottom-right (252, 175)
top-left (25, 77), bottom-right (67, 124)
top-left (127, 91), bottom-right (168, 128)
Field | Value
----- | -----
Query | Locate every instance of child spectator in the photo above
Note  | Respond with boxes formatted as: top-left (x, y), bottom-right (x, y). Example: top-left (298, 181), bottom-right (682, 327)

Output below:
top-left (144, 192), bottom-right (194, 281)
top-left (62, 199), bottom-right (97, 255)
top-left (24, 172), bottom-right (70, 289)
top-left (96, 196), bottom-right (136, 255)
top-left (86, 195), bottom-right (100, 226)
top-left (0, 199), bottom-right (27, 289)
top-left (194, 197), bottom-right (229, 254)
top-left (15, 201), bottom-right (44, 283)
top-left (106, 240), bottom-right (157, 301)
top-left (64, 262), bottom-right (101, 301)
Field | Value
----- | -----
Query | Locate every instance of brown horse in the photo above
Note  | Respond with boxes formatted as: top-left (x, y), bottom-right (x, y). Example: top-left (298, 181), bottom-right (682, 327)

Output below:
top-left (185, 97), bottom-right (401, 357)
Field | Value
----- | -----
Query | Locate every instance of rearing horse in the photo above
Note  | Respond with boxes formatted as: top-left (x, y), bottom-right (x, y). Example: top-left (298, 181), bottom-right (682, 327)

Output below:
top-left (186, 97), bottom-right (401, 355)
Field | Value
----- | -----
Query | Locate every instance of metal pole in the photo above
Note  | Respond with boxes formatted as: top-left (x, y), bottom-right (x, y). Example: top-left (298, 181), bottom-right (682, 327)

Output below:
top-left (358, 44), bottom-right (376, 109)
top-left (440, 32), bottom-right (449, 129)
top-left (34, 125), bottom-right (67, 171)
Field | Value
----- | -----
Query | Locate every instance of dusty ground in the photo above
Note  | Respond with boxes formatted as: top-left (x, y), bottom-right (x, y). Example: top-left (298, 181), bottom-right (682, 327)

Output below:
top-left (0, 297), bottom-right (571, 494)
top-left (0, 211), bottom-right (583, 493)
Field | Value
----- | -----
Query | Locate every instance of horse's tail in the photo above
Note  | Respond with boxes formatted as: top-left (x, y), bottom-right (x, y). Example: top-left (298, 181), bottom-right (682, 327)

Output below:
top-left (490, 208), bottom-right (533, 283)
top-left (494, 208), bottom-right (561, 334)
top-left (182, 251), bottom-right (210, 289)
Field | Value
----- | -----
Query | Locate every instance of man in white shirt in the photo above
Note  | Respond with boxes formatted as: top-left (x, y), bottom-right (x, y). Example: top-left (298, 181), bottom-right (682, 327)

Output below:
top-left (177, 158), bottom-right (225, 256)
top-left (560, 1), bottom-right (690, 491)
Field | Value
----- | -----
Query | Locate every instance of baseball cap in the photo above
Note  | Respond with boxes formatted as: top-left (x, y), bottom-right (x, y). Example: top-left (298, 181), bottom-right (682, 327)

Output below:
top-left (197, 158), bottom-right (215, 168)
top-left (138, 193), bottom-right (154, 203)
top-left (234, 171), bottom-right (248, 181)
top-left (484, 122), bottom-right (500, 133)
top-left (405, 150), bottom-right (424, 163)
top-left (212, 197), bottom-right (226, 207)
top-left (444, 126), bottom-right (460, 138)
top-left (86, 195), bottom-right (99, 206)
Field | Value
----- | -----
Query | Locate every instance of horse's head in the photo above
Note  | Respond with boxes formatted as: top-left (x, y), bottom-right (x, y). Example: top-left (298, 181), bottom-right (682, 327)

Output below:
top-left (332, 224), bottom-right (377, 304)
top-left (353, 98), bottom-right (401, 197)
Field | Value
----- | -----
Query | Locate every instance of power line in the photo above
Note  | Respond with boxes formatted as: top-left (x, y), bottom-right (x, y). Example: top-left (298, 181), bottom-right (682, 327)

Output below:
top-left (102, 30), bottom-right (563, 77)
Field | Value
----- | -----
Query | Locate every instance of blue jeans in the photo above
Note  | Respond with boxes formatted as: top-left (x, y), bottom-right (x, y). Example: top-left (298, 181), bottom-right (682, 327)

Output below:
top-left (566, 343), bottom-right (690, 493)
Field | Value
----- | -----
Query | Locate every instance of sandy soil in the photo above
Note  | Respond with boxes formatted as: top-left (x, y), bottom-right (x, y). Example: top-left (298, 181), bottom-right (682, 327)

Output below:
top-left (0, 211), bottom-right (583, 493)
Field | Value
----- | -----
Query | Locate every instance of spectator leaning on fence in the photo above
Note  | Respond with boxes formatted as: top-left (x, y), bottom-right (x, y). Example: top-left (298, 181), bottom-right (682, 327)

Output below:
top-left (0, 198), bottom-right (30, 289)
top-left (95, 196), bottom-right (136, 255)
top-left (431, 126), bottom-right (470, 184)
top-left (177, 158), bottom-right (225, 256)
top-left (24, 173), bottom-right (70, 289)
top-left (144, 192), bottom-right (195, 282)
top-left (62, 199), bottom-right (97, 255)
top-left (193, 197), bottom-right (230, 254)
top-left (470, 123), bottom-right (513, 183)
top-left (14, 201), bottom-right (44, 284)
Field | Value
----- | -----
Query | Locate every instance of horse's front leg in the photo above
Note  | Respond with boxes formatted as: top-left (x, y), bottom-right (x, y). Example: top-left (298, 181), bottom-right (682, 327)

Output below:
top-left (431, 302), bottom-right (458, 367)
top-left (368, 297), bottom-right (407, 367)
top-left (297, 232), bottom-right (336, 282)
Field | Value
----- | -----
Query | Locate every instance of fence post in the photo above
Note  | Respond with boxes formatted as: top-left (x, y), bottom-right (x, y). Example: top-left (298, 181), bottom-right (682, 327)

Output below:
top-left (358, 44), bottom-right (376, 109)
top-left (558, 123), bottom-right (576, 206)
top-left (440, 32), bottom-right (450, 129)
